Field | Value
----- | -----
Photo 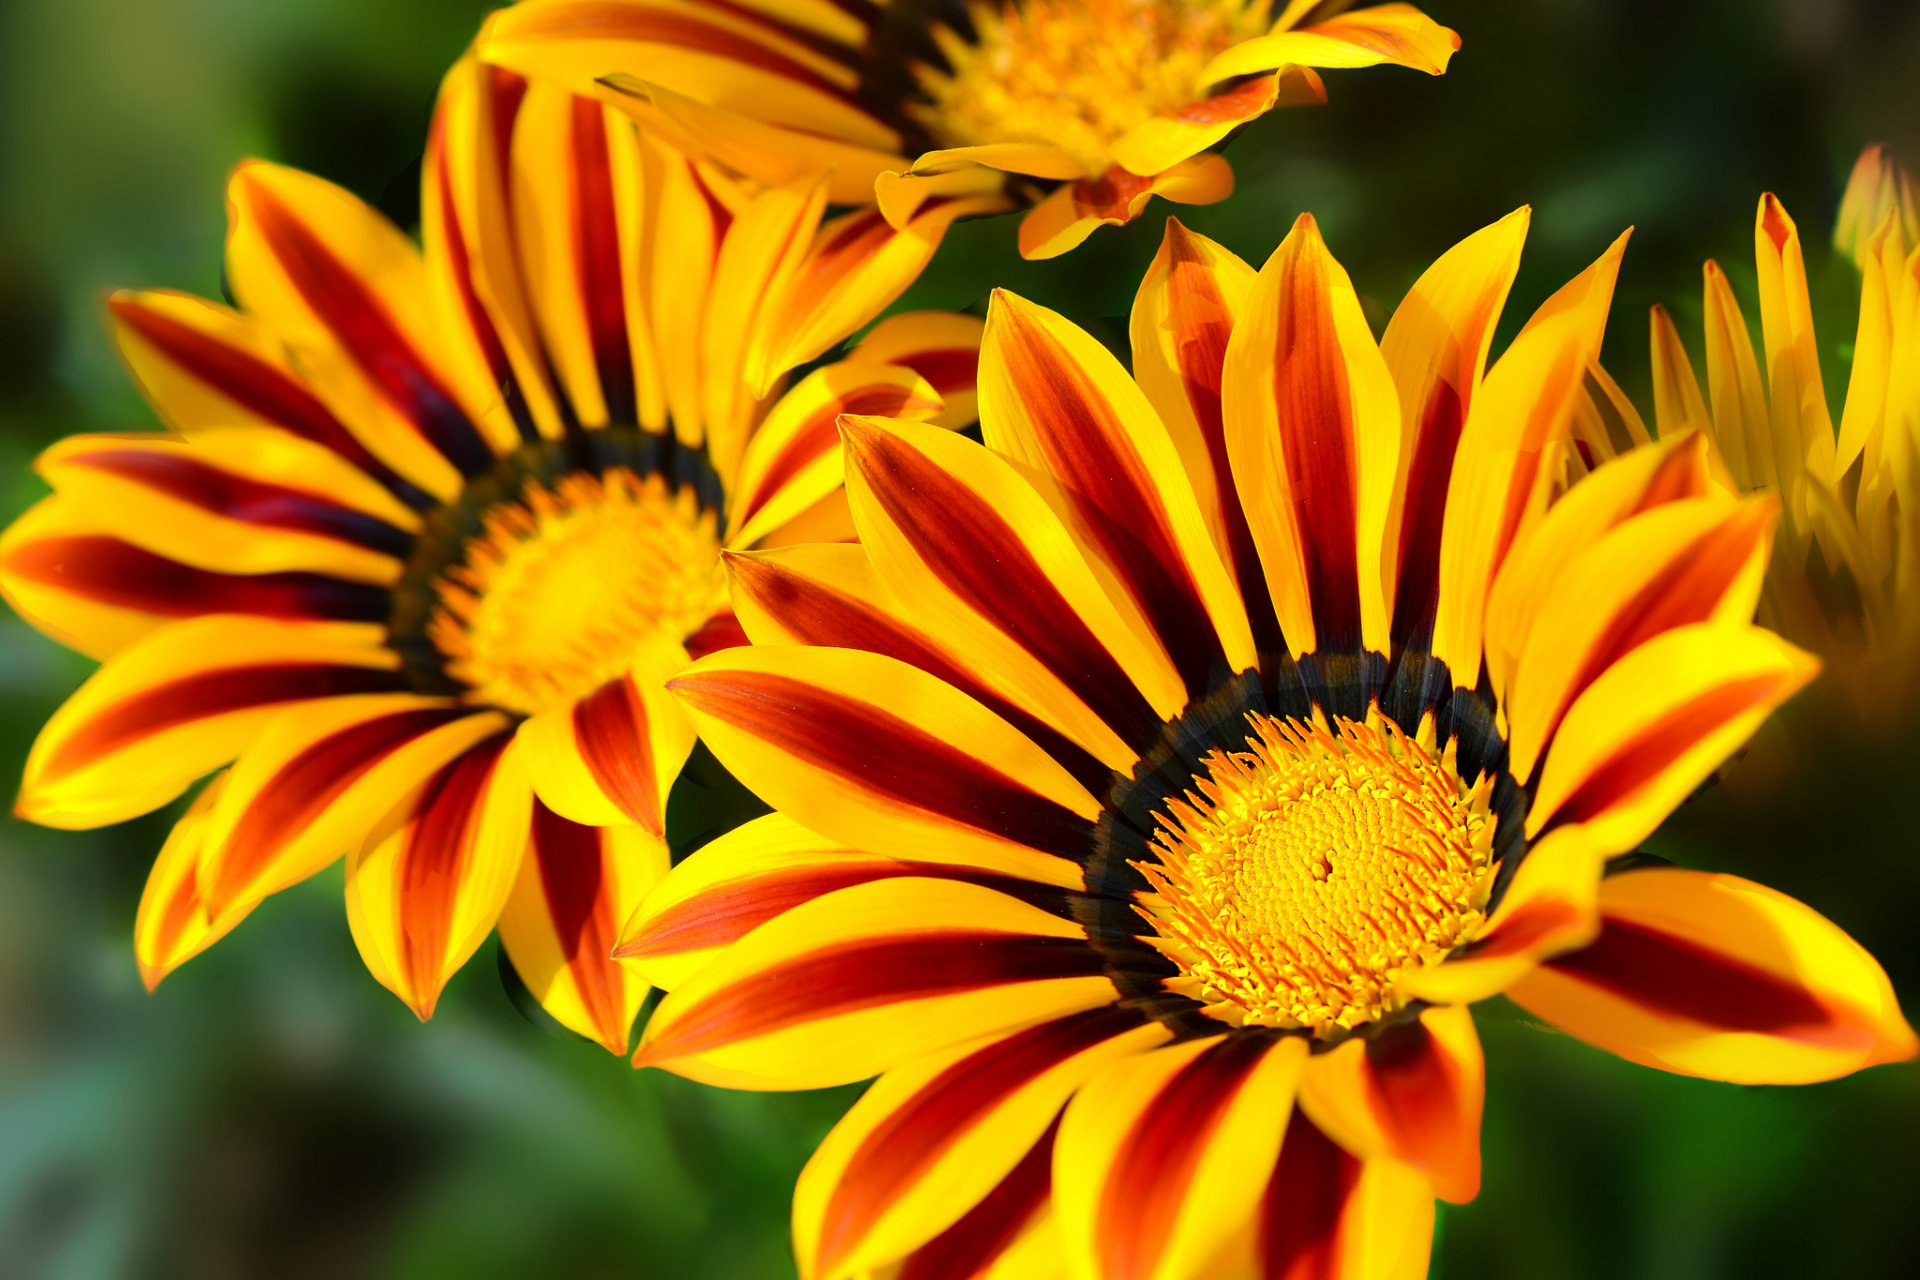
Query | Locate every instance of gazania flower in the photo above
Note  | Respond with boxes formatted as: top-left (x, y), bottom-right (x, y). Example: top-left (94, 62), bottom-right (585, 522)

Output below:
top-left (617, 213), bottom-right (1914, 1278)
top-left (479, 0), bottom-right (1460, 258)
top-left (0, 54), bottom-right (989, 1052)
top-left (1646, 146), bottom-right (1920, 728)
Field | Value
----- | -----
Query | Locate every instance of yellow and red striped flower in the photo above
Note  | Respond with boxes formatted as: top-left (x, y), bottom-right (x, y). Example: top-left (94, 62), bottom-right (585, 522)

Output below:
top-left (0, 54), bottom-right (989, 1052)
top-left (618, 212), bottom-right (1914, 1278)
top-left (478, 0), bottom-right (1460, 258)
top-left (1642, 147), bottom-right (1920, 731)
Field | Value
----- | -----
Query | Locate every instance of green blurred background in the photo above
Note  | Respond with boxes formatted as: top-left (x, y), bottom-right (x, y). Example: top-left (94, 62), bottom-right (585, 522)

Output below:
top-left (3, 1), bottom-right (1920, 1275)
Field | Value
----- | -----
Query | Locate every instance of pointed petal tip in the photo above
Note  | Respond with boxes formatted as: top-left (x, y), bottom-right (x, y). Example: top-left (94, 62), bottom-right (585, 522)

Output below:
top-left (138, 960), bottom-right (170, 993)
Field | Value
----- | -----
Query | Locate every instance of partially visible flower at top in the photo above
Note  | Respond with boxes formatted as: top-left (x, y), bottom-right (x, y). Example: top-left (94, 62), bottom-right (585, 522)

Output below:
top-left (0, 52), bottom-right (991, 1051)
top-left (1644, 145), bottom-right (1920, 729)
top-left (479, 0), bottom-right (1460, 258)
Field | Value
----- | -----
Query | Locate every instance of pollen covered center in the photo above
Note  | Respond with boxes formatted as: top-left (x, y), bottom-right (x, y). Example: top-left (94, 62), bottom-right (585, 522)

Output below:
top-left (917, 0), bottom-right (1260, 174)
top-left (1135, 713), bottom-right (1495, 1036)
top-left (428, 468), bottom-right (723, 716)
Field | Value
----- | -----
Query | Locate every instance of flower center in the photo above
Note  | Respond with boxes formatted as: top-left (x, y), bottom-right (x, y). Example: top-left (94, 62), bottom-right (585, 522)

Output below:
top-left (426, 468), bottom-right (723, 716)
top-left (916, 0), bottom-right (1259, 174)
top-left (1134, 713), bottom-right (1496, 1035)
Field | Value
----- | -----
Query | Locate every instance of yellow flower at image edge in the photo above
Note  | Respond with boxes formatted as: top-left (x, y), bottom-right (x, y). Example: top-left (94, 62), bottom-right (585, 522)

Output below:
top-left (616, 213), bottom-right (1915, 1280)
top-left (0, 54), bottom-right (992, 1052)
top-left (480, 0), bottom-right (1459, 257)
top-left (1643, 144), bottom-right (1920, 729)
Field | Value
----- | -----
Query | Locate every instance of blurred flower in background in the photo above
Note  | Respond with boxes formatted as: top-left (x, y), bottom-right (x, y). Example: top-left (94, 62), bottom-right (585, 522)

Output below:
top-left (478, 0), bottom-right (1458, 257)
top-left (1647, 145), bottom-right (1920, 733)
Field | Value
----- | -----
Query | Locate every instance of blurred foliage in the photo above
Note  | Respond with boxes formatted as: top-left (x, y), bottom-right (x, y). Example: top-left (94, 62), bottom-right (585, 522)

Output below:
top-left (2, 0), bottom-right (1919, 1276)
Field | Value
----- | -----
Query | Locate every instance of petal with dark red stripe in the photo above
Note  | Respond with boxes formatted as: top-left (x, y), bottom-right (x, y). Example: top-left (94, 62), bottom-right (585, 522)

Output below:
top-left (849, 311), bottom-right (986, 429)
top-left (886, 1125), bottom-right (1064, 1280)
top-left (795, 1009), bottom-right (1167, 1280)
top-left (196, 695), bottom-right (510, 923)
top-left (1018, 156), bottom-right (1232, 261)
top-left (19, 615), bottom-right (402, 829)
top-left (634, 878), bottom-right (1117, 1090)
top-left (1110, 67), bottom-right (1326, 179)
top-left (726, 545), bottom-right (1113, 790)
top-left (1377, 208), bottom-right (1528, 647)
top-left (841, 412), bottom-right (1178, 754)
top-left (1481, 430), bottom-right (1714, 703)
top-left (36, 432), bottom-right (416, 584)
top-left (0, 497), bottom-right (391, 660)
top-left (1504, 494), bottom-right (1774, 781)
top-left (670, 645), bottom-right (1098, 886)
top-left (1508, 867), bottom-right (1916, 1083)
top-left (1222, 1113), bottom-right (1434, 1280)
top-left (980, 290), bottom-right (1254, 690)
top-left (134, 775), bottom-right (254, 990)
top-left (1222, 214), bottom-right (1401, 655)
top-left (224, 161), bottom-right (499, 498)
top-left (1528, 624), bottom-right (1818, 849)
top-left (1130, 222), bottom-right (1267, 643)
top-left (346, 731), bottom-right (534, 1019)
top-left (1298, 1005), bottom-right (1484, 1204)
top-left (1055, 1033), bottom-right (1307, 1280)
top-left (520, 640), bottom-right (695, 835)
top-left (497, 798), bottom-right (666, 1054)
top-left (726, 361), bottom-right (944, 549)
top-left (108, 290), bottom-right (428, 506)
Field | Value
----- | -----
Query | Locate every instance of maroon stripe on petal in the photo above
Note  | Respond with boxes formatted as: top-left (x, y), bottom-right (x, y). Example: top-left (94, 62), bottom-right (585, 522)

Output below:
top-left (5, 535), bottom-right (391, 623)
top-left (573, 677), bottom-right (660, 830)
top-left (1389, 379), bottom-right (1463, 646)
top-left (673, 668), bottom-right (1098, 861)
top-left (247, 184), bottom-right (495, 477)
top-left (728, 554), bottom-right (1110, 791)
top-left (895, 1120), bottom-right (1057, 1280)
top-left (892, 347), bottom-right (977, 400)
top-left (398, 733), bottom-right (514, 986)
top-left (62, 448), bottom-right (414, 557)
top-left (568, 97), bottom-right (636, 428)
top-left (1099, 1034), bottom-right (1273, 1280)
top-left (108, 296), bottom-right (430, 508)
top-left (530, 801), bottom-right (628, 1042)
top-left (647, 932), bottom-right (1106, 1061)
top-left (820, 1007), bottom-right (1145, 1275)
top-left (1269, 254), bottom-right (1362, 652)
top-left (850, 427), bottom-right (1162, 747)
top-left (42, 662), bottom-right (407, 780)
top-left (1550, 674), bottom-right (1784, 829)
top-left (740, 381), bottom-right (930, 530)
top-left (1546, 917), bottom-right (1842, 1037)
top-left (994, 303), bottom-right (1224, 694)
top-left (215, 707), bottom-right (475, 897)
top-left (1260, 1113), bottom-right (1361, 1280)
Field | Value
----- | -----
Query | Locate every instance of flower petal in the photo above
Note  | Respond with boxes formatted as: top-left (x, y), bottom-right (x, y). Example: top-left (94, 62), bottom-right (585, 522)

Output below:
top-left (1055, 1033), bottom-right (1308, 1280)
top-left (134, 775), bottom-right (252, 989)
top-left (1018, 157), bottom-right (1233, 261)
top-left (848, 311), bottom-right (987, 429)
top-left (1297, 1005), bottom-right (1484, 1204)
top-left (1202, 4), bottom-right (1461, 82)
top-left (795, 1009), bottom-right (1168, 1280)
top-left (840, 412), bottom-right (1176, 760)
top-left (668, 644), bottom-right (1097, 886)
top-left (196, 695), bottom-right (509, 923)
top-left (633, 878), bottom-right (1116, 1089)
top-left (884, 1128), bottom-right (1063, 1280)
top-left (497, 799), bottom-right (666, 1053)
top-left (1377, 208), bottom-right (1529, 646)
top-left (1110, 67), bottom-right (1326, 179)
top-left (519, 639), bottom-right (695, 835)
top-left (345, 731), bottom-right (533, 1019)
top-left (981, 289), bottom-right (1256, 688)
top-left (1507, 867), bottom-right (1917, 1083)
top-left (1527, 624), bottom-right (1818, 849)
top-left (1222, 213), bottom-right (1401, 656)
top-left (19, 615), bottom-right (402, 829)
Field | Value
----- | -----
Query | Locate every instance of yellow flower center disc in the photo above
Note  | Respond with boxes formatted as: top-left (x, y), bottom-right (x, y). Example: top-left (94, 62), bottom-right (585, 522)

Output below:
top-left (918, 0), bottom-right (1261, 174)
top-left (1135, 713), bottom-right (1497, 1035)
top-left (427, 467), bottom-right (723, 715)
